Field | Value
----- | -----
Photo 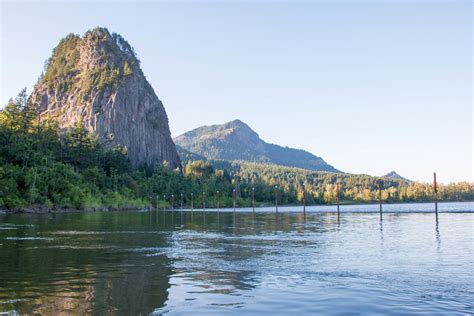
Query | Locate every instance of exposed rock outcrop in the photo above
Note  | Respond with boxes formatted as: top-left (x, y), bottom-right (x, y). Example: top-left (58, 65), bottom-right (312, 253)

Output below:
top-left (30, 27), bottom-right (181, 169)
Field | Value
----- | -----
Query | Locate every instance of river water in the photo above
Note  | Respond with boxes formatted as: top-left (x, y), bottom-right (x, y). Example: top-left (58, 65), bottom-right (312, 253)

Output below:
top-left (1, 202), bottom-right (473, 315)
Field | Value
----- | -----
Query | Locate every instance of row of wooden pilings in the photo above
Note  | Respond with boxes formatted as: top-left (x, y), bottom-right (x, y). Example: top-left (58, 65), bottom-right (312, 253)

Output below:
top-left (159, 172), bottom-right (440, 220)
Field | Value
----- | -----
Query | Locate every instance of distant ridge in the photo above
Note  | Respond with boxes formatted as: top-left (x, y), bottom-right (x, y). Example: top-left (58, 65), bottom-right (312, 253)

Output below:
top-left (384, 171), bottom-right (412, 182)
top-left (174, 119), bottom-right (339, 172)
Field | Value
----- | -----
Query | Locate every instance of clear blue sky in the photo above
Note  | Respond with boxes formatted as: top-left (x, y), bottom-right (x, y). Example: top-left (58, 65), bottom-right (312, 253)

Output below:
top-left (1, 0), bottom-right (472, 183)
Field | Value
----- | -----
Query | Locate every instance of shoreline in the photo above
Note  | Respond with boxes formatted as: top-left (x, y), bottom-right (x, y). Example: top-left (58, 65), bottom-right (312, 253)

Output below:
top-left (0, 205), bottom-right (149, 215)
top-left (1, 200), bottom-right (472, 215)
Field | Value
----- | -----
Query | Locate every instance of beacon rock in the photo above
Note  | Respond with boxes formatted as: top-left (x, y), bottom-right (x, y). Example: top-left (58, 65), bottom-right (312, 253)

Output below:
top-left (30, 27), bottom-right (181, 169)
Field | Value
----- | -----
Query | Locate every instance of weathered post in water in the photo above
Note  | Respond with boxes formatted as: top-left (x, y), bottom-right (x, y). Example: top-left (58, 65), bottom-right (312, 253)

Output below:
top-left (191, 193), bottom-right (194, 212)
top-left (434, 172), bottom-right (438, 214)
top-left (252, 187), bottom-right (255, 213)
top-left (302, 184), bottom-right (306, 217)
top-left (163, 195), bottom-right (166, 224)
top-left (275, 185), bottom-right (279, 214)
top-left (336, 183), bottom-right (340, 219)
top-left (378, 180), bottom-right (382, 219)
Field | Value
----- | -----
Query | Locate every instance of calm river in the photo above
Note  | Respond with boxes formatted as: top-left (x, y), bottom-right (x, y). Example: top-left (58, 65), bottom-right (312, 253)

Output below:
top-left (1, 202), bottom-right (473, 315)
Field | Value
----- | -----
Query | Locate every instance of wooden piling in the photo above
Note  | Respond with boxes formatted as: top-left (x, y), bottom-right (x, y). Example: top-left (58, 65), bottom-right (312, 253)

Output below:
top-left (434, 172), bottom-right (438, 214)
top-left (336, 183), bottom-right (340, 218)
top-left (191, 193), bottom-right (194, 212)
top-left (216, 190), bottom-right (220, 213)
top-left (302, 184), bottom-right (306, 217)
top-left (275, 186), bottom-right (278, 213)
top-left (378, 180), bottom-right (382, 219)
top-left (252, 187), bottom-right (255, 213)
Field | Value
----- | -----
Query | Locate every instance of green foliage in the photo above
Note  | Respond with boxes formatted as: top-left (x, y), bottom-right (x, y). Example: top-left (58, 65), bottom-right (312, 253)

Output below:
top-left (38, 28), bottom-right (139, 99)
top-left (123, 61), bottom-right (133, 77)
top-left (210, 160), bottom-right (474, 204)
top-left (111, 32), bottom-right (137, 59)
top-left (176, 145), bottom-right (206, 164)
top-left (40, 34), bottom-right (80, 93)
top-left (1, 89), bottom-right (473, 210)
top-left (184, 160), bottom-right (214, 177)
top-left (0, 90), bottom-right (139, 209)
top-left (83, 63), bottom-right (125, 94)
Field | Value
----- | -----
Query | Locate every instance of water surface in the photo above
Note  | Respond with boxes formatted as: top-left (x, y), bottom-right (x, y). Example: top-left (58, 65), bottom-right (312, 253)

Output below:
top-left (1, 202), bottom-right (473, 315)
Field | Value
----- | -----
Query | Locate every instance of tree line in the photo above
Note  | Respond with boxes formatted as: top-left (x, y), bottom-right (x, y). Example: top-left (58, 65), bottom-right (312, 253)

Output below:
top-left (1, 89), bottom-right (472, 210)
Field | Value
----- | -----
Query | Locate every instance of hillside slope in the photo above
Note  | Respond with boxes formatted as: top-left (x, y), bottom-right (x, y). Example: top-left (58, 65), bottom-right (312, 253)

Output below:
top-left (174, 119), bottom-right (338, 172)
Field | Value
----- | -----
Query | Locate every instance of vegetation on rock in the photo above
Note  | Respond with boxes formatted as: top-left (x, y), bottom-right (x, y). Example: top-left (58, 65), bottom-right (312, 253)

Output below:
top-left (38, 28), bottom-right (138, 98)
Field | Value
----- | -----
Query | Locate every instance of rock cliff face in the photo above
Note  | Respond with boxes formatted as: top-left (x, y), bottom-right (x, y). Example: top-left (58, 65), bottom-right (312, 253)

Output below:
top-left (30, 27), bottom-right (181, 169)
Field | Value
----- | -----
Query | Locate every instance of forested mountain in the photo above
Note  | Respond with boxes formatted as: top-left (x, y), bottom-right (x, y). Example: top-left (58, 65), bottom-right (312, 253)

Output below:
top-left (185, 159), bottom-right (474, 205)
top-left (1, 27), bottom-right (472, 212)
top-left (1, 90), bottom-right (472, 211)
top-left (174, 119), bottom-right (338, 172)
top-left (30, 27), bottom-right (180, 169)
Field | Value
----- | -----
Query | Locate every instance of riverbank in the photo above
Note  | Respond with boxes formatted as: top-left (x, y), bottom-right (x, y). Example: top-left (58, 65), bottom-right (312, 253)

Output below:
top-left (0, 204), bottom-right (149, 214)
top-left (2, 200), bottom-right (472, 215)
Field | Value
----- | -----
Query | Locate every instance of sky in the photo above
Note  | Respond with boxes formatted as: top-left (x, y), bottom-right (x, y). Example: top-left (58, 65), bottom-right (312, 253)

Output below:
top-left (0, 0), bottom-right (472, 183)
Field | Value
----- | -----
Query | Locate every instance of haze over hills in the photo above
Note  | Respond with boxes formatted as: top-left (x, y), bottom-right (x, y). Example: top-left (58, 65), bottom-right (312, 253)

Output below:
top-left (30, 27), bottom-right (180, 169)
top-left (174, 119), bottom-right (339, 172)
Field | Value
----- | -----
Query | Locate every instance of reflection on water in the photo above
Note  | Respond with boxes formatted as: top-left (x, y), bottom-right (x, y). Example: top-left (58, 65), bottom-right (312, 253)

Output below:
top-left (0, 202), bottom-right (473, 315)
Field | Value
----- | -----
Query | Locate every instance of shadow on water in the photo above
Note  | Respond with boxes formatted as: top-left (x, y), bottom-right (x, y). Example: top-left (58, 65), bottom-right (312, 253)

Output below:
top-left (0, 211), bottom-right (174, 315)
top-left (379, 220), bottom-right (384, 247)
top-left (435, 214), bottom-right (441, 252)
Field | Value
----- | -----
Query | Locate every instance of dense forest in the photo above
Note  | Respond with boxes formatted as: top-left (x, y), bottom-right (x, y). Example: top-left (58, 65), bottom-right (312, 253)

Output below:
top-left (1, 90), bottom-right (473, 211)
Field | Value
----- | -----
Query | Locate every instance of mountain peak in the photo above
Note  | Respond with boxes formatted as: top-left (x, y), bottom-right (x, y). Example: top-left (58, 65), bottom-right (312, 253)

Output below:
top-left (384, 171), bottom-right (411, 182)
top-left (222, 119), bottom-right (257, 136)
top-left (30, 28), bottom-right (180, 169)
top-left (174, 121), bottom-right (339, 172)
top-left (226, 119), bottom-right (246, 126)
top-left (86, 26), bottom-right (111, 37)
